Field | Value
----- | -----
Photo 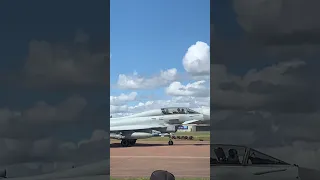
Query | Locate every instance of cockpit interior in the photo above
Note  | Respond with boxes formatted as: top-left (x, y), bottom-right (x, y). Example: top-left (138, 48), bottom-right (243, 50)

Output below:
top-left (161, 107), bottom-right (200, 115)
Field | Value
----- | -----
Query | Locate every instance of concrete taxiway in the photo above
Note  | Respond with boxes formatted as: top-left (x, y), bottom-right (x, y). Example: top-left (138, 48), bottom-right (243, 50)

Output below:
top-left (110, 141), bottom-right (210, 178)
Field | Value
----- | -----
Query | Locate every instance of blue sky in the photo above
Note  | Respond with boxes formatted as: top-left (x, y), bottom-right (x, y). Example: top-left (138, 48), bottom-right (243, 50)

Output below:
top-left (110, 0), bottom-right (210, 115)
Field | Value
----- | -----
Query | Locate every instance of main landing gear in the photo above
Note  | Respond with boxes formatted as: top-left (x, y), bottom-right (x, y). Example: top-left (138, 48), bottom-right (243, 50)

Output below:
top-left (120, 139), bottom-right (137, 147)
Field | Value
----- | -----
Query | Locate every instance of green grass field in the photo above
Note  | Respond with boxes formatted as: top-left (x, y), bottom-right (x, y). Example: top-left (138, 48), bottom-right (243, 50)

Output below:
top-left (111, 178), bottom-right (210, 180)
top-left (110, 131), bottom-right (210, 142)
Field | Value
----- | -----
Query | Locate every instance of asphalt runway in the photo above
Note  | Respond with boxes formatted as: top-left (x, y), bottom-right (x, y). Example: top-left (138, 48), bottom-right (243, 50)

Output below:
top-left (110, 141), bottom-right (210, 178)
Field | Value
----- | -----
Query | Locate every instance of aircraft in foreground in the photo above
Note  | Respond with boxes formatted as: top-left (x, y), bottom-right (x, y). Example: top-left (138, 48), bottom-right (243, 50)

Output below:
top-left (211, 144), bottom-right (320, 180)
top-left (110, 107), bottom-right (210, 147)
top-left (0, 160), bottom-right (109, 180)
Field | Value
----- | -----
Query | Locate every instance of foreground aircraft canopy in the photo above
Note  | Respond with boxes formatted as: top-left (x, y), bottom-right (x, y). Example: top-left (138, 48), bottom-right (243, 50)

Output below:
top-left (110, 107), bottom-right (210, 147)
top-left (211, 144), bottom-right (320, 180)
top-left (0, 160), bottom-right (109, 180)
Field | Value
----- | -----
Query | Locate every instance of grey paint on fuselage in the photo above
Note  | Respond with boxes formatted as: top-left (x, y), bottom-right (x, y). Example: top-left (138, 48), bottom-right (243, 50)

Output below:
top-left (111, 110), bottom-right (203, 126)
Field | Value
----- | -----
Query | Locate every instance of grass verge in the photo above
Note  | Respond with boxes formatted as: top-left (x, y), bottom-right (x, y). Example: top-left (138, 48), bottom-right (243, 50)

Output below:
top-left (110, 131), bottom-right (210, 142)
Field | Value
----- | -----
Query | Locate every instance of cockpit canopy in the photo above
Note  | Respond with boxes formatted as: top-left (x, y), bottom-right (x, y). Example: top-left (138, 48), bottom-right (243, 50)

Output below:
top-left (211, 144), bottom-right (290, 166)
top-left (161, 107), bottom-right (200, 115)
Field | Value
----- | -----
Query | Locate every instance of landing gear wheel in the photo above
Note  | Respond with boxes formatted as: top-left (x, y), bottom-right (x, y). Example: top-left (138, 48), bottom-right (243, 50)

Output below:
top-left (121, 139), bottom-right (130, 147)
top-left (129, 139), bottom-right (137, 146)
top-left (168, 140), bottom-right (174, 145)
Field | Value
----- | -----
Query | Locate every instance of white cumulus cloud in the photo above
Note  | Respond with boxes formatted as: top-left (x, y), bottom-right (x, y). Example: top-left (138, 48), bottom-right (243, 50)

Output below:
top-left (183, 41), bottom-right (210, 77)
top-left (166, 80), bottom-right (210, 97)
top-left (117, 68), bottom-right (178, 89)
top-left (111, 41), bottom-right (210, 116)
top-left (110, 92), bottom-right (137, 106)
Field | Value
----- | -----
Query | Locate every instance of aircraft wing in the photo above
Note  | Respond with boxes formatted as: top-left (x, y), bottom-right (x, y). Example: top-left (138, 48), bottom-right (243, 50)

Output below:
top-left (110, 123), bottom-right (167, 132)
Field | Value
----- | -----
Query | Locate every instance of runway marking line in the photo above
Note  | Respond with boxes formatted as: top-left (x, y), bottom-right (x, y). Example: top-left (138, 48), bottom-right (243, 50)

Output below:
top-left (111, 156), bottom-right (208, 159)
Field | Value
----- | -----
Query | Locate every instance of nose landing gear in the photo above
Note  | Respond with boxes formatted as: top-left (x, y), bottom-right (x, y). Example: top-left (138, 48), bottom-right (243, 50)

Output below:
top-left (168, 133), bottom-right (175, 145)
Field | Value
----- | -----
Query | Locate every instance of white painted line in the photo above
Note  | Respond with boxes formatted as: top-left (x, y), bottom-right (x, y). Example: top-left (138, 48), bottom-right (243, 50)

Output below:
top-left (110, 155), bottom-right (208, 159)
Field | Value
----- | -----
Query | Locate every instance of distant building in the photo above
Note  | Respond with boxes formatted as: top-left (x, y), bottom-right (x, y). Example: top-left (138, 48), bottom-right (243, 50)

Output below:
top-left (177, 124), bottom-right (210, 132)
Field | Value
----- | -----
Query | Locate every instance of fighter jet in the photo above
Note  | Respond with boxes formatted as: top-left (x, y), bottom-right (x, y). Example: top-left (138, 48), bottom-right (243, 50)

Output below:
top-left (0, 160), bottom-right (109, 180)
top-left (110, 107), bottom-right (210, 147)
top-left (211, 144), bottom-right (320, 180)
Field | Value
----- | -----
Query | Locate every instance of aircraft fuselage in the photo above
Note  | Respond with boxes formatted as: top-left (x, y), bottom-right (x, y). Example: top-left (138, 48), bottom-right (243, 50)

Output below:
top-left (110, 107), bottom-right (208, 147)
